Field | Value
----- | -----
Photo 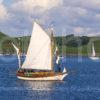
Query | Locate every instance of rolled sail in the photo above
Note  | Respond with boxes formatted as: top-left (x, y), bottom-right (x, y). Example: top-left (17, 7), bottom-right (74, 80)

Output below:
top-left (22, 22), bottom-right (52, 70)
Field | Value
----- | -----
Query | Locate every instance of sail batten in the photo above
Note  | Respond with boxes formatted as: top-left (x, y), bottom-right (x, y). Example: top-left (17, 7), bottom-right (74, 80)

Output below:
top-left (22, 22), bottom-right (52, 70)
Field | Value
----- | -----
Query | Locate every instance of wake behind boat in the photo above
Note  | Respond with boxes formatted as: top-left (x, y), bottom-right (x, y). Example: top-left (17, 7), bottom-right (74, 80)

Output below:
top-left (89, 43), bottom-right (99, 60)
top-left (12, 22), bottom-right (68, 81)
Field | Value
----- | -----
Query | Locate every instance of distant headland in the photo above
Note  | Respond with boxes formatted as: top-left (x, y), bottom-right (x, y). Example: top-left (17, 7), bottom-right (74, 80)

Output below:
top-left (0, 32), bottom-right (100, 56)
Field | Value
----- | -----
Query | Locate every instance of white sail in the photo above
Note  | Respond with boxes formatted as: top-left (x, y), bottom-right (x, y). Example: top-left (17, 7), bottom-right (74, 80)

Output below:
top-left (12, 43), bottom-right (21, 68)
top-left (22, 22), bottom-right (52, 70)
top-left (91, 43), bottom-right (95, 57)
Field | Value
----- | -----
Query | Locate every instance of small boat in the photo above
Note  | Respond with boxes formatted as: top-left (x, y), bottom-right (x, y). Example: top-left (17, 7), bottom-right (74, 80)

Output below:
top-left (0, 53), bottom-right (3, 56)
top-left (12, 22), bottom-right (68, 81)
top-left (89, 43), bottom-right (99, 60)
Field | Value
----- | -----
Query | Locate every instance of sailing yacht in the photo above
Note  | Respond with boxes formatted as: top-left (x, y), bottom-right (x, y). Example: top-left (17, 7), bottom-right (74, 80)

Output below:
top-left (89, 43), bottom-right (99, 60)
top-left (12, 22), bottom-right (68, 81)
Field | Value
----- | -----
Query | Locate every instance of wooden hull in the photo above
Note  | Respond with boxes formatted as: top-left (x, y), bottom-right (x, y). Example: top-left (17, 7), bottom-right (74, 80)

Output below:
top-left (17, 71), bottom-right (68, 81)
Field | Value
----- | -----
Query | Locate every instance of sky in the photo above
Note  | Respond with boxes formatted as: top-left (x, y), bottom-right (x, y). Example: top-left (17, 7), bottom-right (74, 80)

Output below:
top-left (0, 0), bottom-right (100, 37)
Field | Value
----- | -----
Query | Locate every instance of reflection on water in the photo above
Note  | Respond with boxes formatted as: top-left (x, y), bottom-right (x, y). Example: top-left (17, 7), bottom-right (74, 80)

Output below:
top-left (0, 56), bottom-right (100, 100)
top-left (24, 81), bottom-right (54, 91)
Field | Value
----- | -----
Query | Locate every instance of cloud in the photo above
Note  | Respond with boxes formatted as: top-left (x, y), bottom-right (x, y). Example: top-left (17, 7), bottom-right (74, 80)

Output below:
top-left (63, 0), bottom-right (100, 10)
top-left (0, 0), bottom-right (100, 36)
top-left (11, 0), bottom-right (63, 14)
top-left (74, 27), bottom-right (84, 33)
top-left (0, 0), bottom-right (3, 3)
top-left (0, 1), bottom-right (8, 21)
top-left (95, 14), bottom-right (100, 20)
top-left (0, 0), bottom-right (63, 36)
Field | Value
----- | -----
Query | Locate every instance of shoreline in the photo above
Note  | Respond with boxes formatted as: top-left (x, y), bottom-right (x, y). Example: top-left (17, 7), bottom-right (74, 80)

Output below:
top-left (0, 53), bottom-right (100, 57)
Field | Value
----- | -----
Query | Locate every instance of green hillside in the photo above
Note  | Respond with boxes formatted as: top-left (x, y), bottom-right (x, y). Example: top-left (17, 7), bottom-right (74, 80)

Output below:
top-left (58, 35), bottom-right (100, 56)
top-left (0, 32), bottom-right (100, 56)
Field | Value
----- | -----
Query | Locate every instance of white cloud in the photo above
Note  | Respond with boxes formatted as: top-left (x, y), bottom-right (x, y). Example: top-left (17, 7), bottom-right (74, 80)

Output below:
top-left (64, 0), bottom-right (100, 9)
top-left (86, 0), bottom-right (100, 9)
top-left (0, 1), bottom-right (8, 21)
top-left (1, 0), bottom-right (100, 36)
top-left (11, 0), bottom-right (63, 14)
top-left (73, 27), bottom-right (92, 35)
top-left (76, 8), bottom-right (87, 16)
top-left (0, 0), bottom-right (3, 3)
top-left (87, 32), bottom-right (100, 37)
top-left (95, 14), bottom-right (100, 20)
top-left (74, 27), bottom-right (84, 33)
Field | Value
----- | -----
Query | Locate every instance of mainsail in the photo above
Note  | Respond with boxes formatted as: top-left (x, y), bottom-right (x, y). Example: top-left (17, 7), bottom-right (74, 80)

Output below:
top-left (91, 43), bottom-right (95, 57)
top-left (22, 22), bottom-right (52, 70)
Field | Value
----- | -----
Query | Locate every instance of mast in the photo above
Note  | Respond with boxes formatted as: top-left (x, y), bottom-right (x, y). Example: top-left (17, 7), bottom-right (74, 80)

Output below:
top-left (51, 28), bottom-right (54, 70)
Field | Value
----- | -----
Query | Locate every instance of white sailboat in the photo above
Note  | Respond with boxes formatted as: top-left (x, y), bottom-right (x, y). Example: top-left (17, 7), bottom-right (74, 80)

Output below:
top-left (89, 43), bottom-right (99, 60)
top-left (13, 22), bottom-right (68, 81)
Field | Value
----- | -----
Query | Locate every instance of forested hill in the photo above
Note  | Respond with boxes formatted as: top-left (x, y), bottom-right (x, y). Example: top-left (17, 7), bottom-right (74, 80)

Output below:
top-left (0, 32), bottom-right (100, 56)
top-left (0, 32), bottom-right (8, 38)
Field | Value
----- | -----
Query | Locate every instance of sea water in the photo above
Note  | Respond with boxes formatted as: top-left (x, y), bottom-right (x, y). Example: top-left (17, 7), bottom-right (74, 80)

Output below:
top-left (0, 56), bottom-right (100, 100)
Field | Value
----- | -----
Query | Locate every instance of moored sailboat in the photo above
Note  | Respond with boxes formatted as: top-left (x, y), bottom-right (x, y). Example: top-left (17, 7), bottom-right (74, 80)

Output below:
top-left (89, 43), bottom-right (99, 60)
top-left (13, 22), bottom-right (68, 81)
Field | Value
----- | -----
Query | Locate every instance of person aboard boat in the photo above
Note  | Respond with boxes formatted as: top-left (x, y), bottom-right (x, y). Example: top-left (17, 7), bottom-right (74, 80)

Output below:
top-left (57, 57), bottom-right (62, 72)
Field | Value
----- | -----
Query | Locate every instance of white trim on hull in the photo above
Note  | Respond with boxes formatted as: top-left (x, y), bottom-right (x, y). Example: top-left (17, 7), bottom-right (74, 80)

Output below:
top-left (17, 73), bottom-right (68, 81)
top-left (89, 57), bottom-right (99, 60)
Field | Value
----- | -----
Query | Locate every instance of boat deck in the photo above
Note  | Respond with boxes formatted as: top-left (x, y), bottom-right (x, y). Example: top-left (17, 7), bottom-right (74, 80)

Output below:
top-left (17, 71), bottom-right (63, 78)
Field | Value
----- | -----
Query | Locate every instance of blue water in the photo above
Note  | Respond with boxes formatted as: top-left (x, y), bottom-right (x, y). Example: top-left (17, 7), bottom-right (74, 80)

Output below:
top-left (0, 56), bottom-right (100, 100)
